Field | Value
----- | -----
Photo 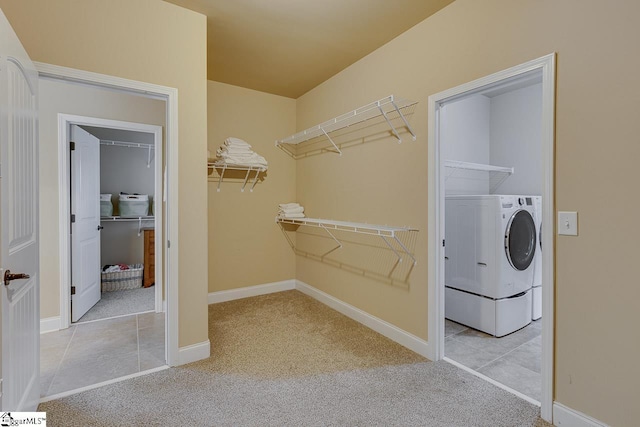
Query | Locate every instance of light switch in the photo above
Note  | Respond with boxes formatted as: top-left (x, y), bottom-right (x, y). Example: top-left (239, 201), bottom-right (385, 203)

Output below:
top-left (558, 211), bottom-right (578, 236)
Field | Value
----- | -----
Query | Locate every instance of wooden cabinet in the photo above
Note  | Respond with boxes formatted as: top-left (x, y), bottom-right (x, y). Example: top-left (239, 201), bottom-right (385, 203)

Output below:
top-left (143, 228), bottom-right (155, 287)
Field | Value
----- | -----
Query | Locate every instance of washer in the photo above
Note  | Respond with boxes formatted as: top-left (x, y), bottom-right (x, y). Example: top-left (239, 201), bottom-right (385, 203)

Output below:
top-left (445, 195), bottom-right (536, 337)
top-left (531, 196), bottom-right (542, 320)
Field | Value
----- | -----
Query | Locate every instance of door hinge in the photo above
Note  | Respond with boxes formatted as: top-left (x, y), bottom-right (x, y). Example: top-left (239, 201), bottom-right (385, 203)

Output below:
top-left (71, 214), bottom-right (76, 223)
top-left (443, 239), bottom-right (445, 247)
top-left (71, 286), bottom-right (76, 295)
top-left (70, 141), bottom-right (75, 151)
top-left (167, 240), bottom-right (171, 249)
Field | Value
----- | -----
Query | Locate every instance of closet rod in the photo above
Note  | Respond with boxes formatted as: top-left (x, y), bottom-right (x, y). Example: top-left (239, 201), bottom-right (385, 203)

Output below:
top-left (100, 140), bottom-right (155, 150)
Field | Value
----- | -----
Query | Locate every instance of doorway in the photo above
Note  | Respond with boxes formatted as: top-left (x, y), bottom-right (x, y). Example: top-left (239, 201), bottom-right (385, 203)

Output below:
top-left (39, 114), bottom-right (166, 399)
top-left (33, 62), bottom-right (180, 400)
top-left (61, 115), bottom-right (164, 327)
top-left (72, 123), bottom-right (162, 323)
top-left (427, 54), bottom-right (555, 421)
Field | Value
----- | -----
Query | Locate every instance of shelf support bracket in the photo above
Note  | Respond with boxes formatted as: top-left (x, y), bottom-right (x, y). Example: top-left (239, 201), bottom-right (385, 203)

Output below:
top-left (146, 145), bottom-right (153, 168)
top-left (391, 100), bottom-right (417, 141)
top-left (381, 235), bottom-right (403, 263)
top-left (217, 165), bottom-right (227, 192)
top-left (320, 126), bottom-right (342, 156)
top-left (240, 168), bottom-right (252, 192)
top-left (319, 223), bottom-right (342, 257)
top-left (249, 169), bottom-right (261, 192)
top-left (378, 105), bottom-right (402, 143)
top-left (393, 234), bottom-right (417, 265)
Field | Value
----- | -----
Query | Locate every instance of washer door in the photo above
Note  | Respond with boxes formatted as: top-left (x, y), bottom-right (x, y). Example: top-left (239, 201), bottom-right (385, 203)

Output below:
top-left (504, 209), bottom-right (536, 271)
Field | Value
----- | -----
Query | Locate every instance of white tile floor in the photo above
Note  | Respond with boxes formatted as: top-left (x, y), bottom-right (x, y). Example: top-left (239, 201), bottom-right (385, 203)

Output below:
top-left (445, 318), bottom-right (542, 401)
top-left (40, 312), bottom-right (165, 398)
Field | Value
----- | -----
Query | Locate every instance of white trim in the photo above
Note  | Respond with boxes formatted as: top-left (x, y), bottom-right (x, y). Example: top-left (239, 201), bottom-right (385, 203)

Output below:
top-left (539, 54), bottom-right (557, 423)
top-left (39, 317), bottom-right (61, 334)
top-left (178, 340), bottom-right (211, 365)
top-left (37, 62), bottom-right (180, 367)
top-left (553, 402), bottom-right (609, 427)
top-left (444, 357), bottom-right (540, 407)
top-left (295, 280), bottom-right (430, 358)
top-left (427, 53), bottom-right (556, 422)
top-left (207, 280), bottom-right (296, 304)
top-left (38, 365), bottom-right (169, 404)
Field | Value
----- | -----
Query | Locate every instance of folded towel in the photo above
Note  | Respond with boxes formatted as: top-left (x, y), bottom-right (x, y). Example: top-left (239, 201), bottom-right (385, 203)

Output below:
top-left (225, 137), bottom-right (252, 148)
top-left (215, 137), bottom-right (268, 169)
top-left (280, 212), bottom-right (305, 219)
top-left (279, 206), bottom-right (304, 214)
top-left (279, 203), bottom-right (301, 209)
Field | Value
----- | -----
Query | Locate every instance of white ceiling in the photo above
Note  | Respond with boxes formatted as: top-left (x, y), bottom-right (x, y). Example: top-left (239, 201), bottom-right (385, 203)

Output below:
top-left (163, 0), bottom-right (455, 98)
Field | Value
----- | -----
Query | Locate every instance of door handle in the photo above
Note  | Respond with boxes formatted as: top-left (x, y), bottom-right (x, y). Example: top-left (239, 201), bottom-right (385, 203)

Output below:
top-left (97, 225), bottom-right (104, 230)
top-left (4, 270), bottom-right (30, 286)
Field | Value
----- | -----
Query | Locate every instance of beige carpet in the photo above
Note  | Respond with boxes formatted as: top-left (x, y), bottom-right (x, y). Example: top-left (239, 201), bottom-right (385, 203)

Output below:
top-left (39, 290), bottom-right (550, 426)
top-left (194, 290), bottom-right (426, 378)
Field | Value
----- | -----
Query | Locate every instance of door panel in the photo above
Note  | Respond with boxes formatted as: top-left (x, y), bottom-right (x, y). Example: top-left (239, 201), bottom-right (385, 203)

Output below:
top-left (70, 126), bottom-right (101, 322)
top-left (0, 9), bottom-right (40, 411)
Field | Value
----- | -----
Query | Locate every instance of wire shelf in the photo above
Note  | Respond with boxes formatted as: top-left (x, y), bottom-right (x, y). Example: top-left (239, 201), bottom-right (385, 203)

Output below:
top-left (276, 216), bottom-right (418, 264)
top-left (444, 160), bottom-right (514, 193)
top-left (276, 95), bottom-right (417, 158)
top-left (207, 161), bottom-right (267, 192)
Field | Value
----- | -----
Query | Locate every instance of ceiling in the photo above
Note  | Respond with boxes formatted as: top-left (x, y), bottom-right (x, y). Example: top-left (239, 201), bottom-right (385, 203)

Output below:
top-left (163, 0), bottom-right (455, 98)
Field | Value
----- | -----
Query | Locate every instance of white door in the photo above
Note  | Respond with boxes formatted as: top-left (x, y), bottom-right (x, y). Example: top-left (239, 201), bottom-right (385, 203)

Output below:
top-left (70, 126), bottom-right (101, 322)
top-left (0, 10), bottom-right (40, 411)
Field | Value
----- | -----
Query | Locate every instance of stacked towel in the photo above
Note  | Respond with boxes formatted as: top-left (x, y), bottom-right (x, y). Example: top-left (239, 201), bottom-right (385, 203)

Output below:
top-left (214, 137), bottom-right (268, 169)
top-left (278, 202), bottom-right (305, 219)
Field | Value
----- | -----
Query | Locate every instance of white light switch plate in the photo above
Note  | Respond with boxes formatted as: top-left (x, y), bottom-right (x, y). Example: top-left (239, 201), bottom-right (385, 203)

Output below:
top-left (558, 211), bottom-right (578, 236)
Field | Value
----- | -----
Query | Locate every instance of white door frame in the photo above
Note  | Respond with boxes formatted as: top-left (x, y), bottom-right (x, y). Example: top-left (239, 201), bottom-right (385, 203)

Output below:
top-left (36, 62), bottom-right (179, 366)
top-left (427, 53), bottom-right (556, 421)
top-left (63, 116), bottom-right (163, 321)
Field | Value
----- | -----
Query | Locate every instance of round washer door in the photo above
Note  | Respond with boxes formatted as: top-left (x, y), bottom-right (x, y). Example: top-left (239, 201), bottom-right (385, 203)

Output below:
top-left (504, 209), bottom-right (536, 271)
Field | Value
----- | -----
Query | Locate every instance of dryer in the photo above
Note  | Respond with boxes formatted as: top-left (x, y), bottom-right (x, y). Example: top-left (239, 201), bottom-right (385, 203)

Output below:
top-left (445, 195), bottom-right (536, 337)
top-left (531, 196), bottom-right (542, 320)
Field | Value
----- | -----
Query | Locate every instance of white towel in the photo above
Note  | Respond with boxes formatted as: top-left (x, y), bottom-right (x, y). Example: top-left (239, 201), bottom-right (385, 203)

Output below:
top-left (225, 137), bottom-right (252, 148)
top-left (279, 206), bottom-right (304, 214)
top-left (279, 203), bottom-right (301, 209)
top-left (281, 212), bottom-right (305, 219)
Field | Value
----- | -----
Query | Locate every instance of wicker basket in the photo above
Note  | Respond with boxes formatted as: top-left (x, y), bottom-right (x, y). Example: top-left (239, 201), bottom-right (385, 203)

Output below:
top-left (101, 264), bottom-right (143, 292)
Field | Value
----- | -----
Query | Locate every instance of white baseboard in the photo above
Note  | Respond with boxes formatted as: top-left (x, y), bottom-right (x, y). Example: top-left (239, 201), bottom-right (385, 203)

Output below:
top-left (178, 340), bottom-right (211, 366)
top-left (553, 402), bottom-right (609, 427)
top-left (295, 280), bottom-right (430, 358)
top-left (208, 279), bottom-right (296, 304)
top-left (40, 316), bottom-right (61, 334)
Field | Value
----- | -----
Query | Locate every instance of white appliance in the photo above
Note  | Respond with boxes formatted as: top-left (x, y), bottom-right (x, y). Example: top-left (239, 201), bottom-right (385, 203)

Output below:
top-left (531, 196), bottom-right (542, 320)
top-left (445, 195), bottom-right (537, 337)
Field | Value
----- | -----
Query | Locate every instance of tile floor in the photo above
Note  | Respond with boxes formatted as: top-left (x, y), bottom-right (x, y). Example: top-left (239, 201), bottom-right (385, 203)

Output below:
top-left (40, 312), bottom-right (165, 398)
top-left (445, 318), bottom-right (542, 401)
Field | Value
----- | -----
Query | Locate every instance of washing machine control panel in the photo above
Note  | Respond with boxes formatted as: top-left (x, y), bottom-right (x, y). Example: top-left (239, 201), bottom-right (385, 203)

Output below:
top-left (518, 197), bottom-right (533, 206)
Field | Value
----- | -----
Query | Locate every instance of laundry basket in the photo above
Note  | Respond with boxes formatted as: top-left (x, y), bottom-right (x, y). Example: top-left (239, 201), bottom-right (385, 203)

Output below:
top-left (119, 194), bottom-right (149, 217)
top-left (101, 264), bottom-right (144, 292)
top-left (100, 194), bottom-right (113, 217)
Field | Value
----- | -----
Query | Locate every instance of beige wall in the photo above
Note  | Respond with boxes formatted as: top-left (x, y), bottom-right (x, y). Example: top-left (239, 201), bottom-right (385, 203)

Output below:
top-left (0, 0), bottom-right (209, 348)
top-left (37, 78), bottom-right (165, 319)
top-left (296, 0), bottom-right (640, 425)
top-left (207, 81), bottom-right (296, 292)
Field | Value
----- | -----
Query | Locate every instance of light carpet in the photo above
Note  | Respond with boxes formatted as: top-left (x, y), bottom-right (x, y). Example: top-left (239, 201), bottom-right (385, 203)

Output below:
top-left (76, 286), bottom-right (155, 323)
top-left (40, 290), bottom-right (550, 426)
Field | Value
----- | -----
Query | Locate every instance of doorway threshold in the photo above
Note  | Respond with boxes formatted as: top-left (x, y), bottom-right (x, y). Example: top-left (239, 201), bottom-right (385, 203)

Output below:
top-left (444, 357), bottom-right (540, 407)
top-left (39, 365), bottom-right (169, 404)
